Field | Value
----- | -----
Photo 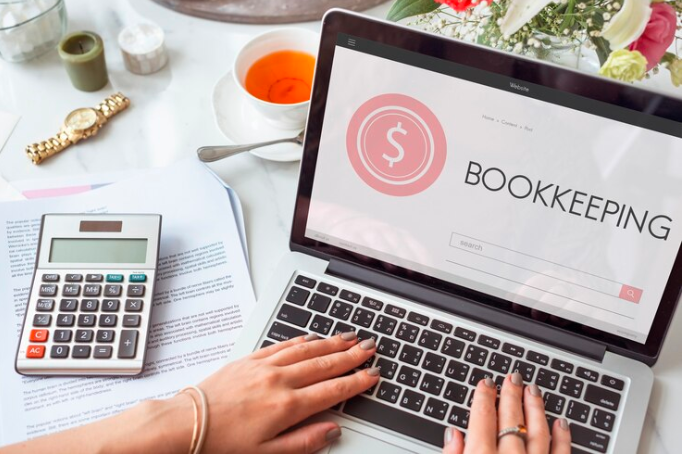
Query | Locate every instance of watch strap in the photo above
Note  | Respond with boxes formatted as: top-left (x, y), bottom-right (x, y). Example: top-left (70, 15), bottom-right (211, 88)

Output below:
top-left (95, 92), bottom-right (130, 120)
top-left (25, 132), bottom-right (72, 165)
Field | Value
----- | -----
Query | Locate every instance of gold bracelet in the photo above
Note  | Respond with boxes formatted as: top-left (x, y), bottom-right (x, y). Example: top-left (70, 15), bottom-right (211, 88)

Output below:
top-left (179, 386), bottom-right (209, 454)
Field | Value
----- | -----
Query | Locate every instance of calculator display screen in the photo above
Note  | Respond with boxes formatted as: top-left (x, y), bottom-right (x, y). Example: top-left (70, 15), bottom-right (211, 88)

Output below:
top-left (49, 238), bottom-right (147, 263)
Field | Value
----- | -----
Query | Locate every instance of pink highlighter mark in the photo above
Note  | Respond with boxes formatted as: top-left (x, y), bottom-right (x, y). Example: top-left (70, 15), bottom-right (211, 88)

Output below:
top-left (619, 285), bottom-right (643, 304)
top-left (23, 185), bottom-right (94, 199)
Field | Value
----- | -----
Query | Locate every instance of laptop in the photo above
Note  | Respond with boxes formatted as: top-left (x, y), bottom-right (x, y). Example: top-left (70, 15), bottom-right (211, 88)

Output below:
top-left (231, 9), bottom-right (682, 454)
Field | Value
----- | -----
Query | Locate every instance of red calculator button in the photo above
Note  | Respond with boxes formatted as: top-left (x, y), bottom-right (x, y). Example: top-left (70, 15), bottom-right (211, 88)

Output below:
top-left (29, 329), bottom-right (49, 342)
top-left (27, 345), bottom-right (45, 358)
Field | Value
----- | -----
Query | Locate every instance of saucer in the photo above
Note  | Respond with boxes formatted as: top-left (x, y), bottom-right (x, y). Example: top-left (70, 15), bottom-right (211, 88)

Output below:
top-left (212, 70), bottom-right (303, 162)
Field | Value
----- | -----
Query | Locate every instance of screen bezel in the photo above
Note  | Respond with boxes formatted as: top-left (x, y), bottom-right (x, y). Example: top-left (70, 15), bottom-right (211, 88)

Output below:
top-left (291, 10), bottom-right (682, 362)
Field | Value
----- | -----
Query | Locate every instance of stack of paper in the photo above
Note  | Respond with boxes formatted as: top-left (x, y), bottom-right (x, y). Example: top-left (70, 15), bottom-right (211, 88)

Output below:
top-left (0, 159), bottom-right (256, 445)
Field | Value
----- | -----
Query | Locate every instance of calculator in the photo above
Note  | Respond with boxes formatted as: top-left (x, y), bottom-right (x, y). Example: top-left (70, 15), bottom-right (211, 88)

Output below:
top-left (15, 214), bottom-right (162, 376)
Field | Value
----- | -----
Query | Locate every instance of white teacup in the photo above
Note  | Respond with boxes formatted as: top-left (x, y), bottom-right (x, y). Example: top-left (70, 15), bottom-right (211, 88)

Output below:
top-left (233, 28), bottom-right (319, 130)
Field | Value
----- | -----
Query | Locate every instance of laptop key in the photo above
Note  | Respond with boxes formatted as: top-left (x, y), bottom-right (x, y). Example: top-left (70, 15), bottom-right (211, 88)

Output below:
top-left (376, 381), bottom-right (402, 404)
top-left (551, 358), bottom-right (574, 373)
top-left (584, 384), bottom-right (620, 411)
top-left (362, 355), bottom-right (376, 370)
top-left (536, 368), bottom-right (560, 390)
top-left (351, 308), bottom-right (375, 328)
top-left (424, 397), bottom-right (449, 421)
top-left (445, 360), bottom-right (470, 382)
top-left (316, 282), bottom-right (339, 296)
top-left (447, 406), bottom-right (470, 429)
top-left (307, 294), bottom-right (332, 313)
top-left (454, 327), bottom-right (476, 342)
top-left (373, 315), bottom-right (398, 335)
top-left (294, 275), bottom-right (316, 289)
top-left (407, 311), bottom-right (429, 326)
top-left (357, 329), bottom-right (379, 342)
top-left (488, 353), bottom-right (512, 374)
top-left (396, 322), bottom-right (420, 343)
top-left (309, 314), bottom-right (334, 335)
top-left (422, 352), bottom-right (446, 374)
top-left (397, 366), bottom-right (421, 387)
top-left (430, 319), bottom-right (453, 335)
top-left (260, 340), bottom-right (275, 349)
top-left (560, 376), bottom-right (584, 398)
top-left (444, 381), bottom-right (468, 404)
top-left (340, 290), bottom-right (361, 303)
top-left (332, 322), bottom-right (356, 336)
top-left (376, 358), bottom-right (398, 379)
top-left (400, 344), bottom-right (424, 366)
top-left (591, 408), bottom-right (616, 432)
top-left (570, 423), bottom-right (610, 453)
top-left (464, 344), bottom-right (488, 366)
top-left (544, 392), bottom-right (566, 414)
top-left (285, 286), bottom-right (310, 306)
top-left (502, 342), bottom-right (525, 357)
top-left (329, 301), bottom-right (353, 320)
top-left (576, 367), bottom-right (599, 382)
top-left (343, 396), bottom-right (446, 447)
top-left (512, 360), bottom-right (536, 382)
top-left (566, 400), bottom-right (590, 423)
top-left (361, 297), bottom-right (383, 311)
top-left (277, 304), bottom-right (312, 328)
top-left (420, 374), bottom-right (445, 396)
top-left (384, 304), bottom-right (406, 319)
top-left (400, 389), bottom-right (425, 412)
top-left (468, 367), bottom-right (494, 387)
top-left (600, 375), bottom-right (625, 391)
top-left (377, 337), bottom-right (400, 358)
top-left (478, 334), bottom-right (500, 350)
top-left (527, 350), bottom-right (549, 366)
top-left (267, 321), bottom-right (306, 341)
top-left (441, 337), bottom-right (465, 359)
top-left (418, 330), bottom-right (442, 351)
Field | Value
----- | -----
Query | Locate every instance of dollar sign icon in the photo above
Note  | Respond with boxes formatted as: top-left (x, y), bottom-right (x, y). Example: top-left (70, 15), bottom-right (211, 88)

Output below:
top-left (382, 122), bottom-right (407, 168)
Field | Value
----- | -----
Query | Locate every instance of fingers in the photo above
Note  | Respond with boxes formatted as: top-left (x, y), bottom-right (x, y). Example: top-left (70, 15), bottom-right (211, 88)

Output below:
top-left (295, 368), bottom-right (380, 418)
top-left (550, 418), bottom-right (572, 454)
top-left (283, 339), bottom-right (377, 387)
top-left (523, 384), bottom-right (551, 454)
top-left (464, 378), bottom-right (498, 453)
top-left (267, 332), bottom-right (358, 366)
top-left (260, 422), bottom-right (342, 454)
top-left (249, 335), bottom-right (310, 360)
top-left (443, 427), bottom-right (465, 454)
top-left (496, 373), bottom-right (526, 454)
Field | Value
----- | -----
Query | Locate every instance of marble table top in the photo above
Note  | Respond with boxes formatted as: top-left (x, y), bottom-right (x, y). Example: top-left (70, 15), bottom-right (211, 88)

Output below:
top-left (0, 0), bottom-right (680, 452)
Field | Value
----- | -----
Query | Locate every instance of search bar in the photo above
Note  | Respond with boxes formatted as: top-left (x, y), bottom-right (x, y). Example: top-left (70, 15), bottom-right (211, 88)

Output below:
top-left (448, 233), bottom-right (642, 308)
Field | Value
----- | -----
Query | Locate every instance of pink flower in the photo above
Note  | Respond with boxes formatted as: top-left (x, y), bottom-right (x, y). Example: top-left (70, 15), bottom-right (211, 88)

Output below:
top-left (629, 3), bottom-right (678, 71)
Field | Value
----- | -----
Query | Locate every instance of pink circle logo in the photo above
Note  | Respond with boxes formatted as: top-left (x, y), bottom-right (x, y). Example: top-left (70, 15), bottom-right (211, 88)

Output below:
top-left (346, 94), bottom-right (447, 196)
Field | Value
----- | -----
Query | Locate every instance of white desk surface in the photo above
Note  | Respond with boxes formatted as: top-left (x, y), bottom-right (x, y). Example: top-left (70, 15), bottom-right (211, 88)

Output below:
top-left (0, 1), bottom-right (680, 452)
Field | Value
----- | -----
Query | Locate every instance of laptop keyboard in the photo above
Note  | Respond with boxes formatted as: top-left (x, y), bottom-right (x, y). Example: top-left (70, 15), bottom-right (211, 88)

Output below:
top-left (258, 273), bottom-right (627, 454)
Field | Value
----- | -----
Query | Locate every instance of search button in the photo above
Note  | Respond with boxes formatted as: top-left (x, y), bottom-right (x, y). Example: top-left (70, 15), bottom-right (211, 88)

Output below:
top-left (619, 285), bottom-right (643, 304)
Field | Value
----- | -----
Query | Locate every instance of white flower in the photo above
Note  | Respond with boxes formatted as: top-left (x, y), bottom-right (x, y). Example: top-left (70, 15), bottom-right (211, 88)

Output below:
top-left (603, 12), bottom-right (611, 20)
top-left (499, 0), bottom-right (554, 36)
top-left (601, 0), bottom-right (651, 50)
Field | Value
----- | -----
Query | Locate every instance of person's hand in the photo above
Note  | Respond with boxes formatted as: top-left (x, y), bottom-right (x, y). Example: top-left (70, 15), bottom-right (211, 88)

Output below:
top-left (174, 332), bottom-right (378, 453)
top-left (442, 373), bottom-right (572, 454)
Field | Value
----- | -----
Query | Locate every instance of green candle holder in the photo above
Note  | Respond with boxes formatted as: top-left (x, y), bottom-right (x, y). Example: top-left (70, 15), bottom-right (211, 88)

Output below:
top-left (58, 31), bottom-right (108, 92)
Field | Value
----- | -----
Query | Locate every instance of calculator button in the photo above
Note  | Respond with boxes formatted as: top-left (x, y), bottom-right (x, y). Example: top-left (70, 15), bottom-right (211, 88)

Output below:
top-left (56, 314), bottom-right (75, 327)
top-left (118, 330), bottom-right (139, 358)
top-left (33, 314), bottom-right (51, 327)
top-left (50, 345), bottom-right (69, 358)
top-left (99, 314), bottom-right (117, 327)
top-left (94, 346), bottom-right (113, 359)
top-left (62, 284), bottom-right (81, 297)
top-left (125, 299), bottom-right (143, 312)
top-left (36, 299), bottom-right (55, 311)
top-left (86, 274), bottom-right (103, 282)
top-left (81, 299), bottom-right (99, 312)
top-left (29, 329), bottom-right (49, 342)
top-left (78, 314), bottom-right (96, 327)
top-left (96, 330), bottom-right (115, 342)
top-left (26, 345), bottom-right (46, 358)
top-left (127, 285), bottom-right (145, 297)
top-left (83, 285), bottom-right (101, 297)
top-left (106, 274), bottom-right (124, 282)
top-left (72, 346), bottom-right (91, 359)
top-left (54, 330), bottom-right (72, 342)
top-left (59, 299), bottom-right (78, 311)
top-left (129, 274), bottom-right (147, 282)
top-left (102, 299), bottom-right (120, 312)
top-left (104, 284), bottom-right (122, 297)
top-left (123, 315), bottom-right (141, 327)
top-left (75, 330), bottom-right (94, 342)
top-left (42, 274), bottom-right (60, 282)
top-left (66, 274), bottom-right (83, 282)
top-left (39, 284), bottom-right (57, 297)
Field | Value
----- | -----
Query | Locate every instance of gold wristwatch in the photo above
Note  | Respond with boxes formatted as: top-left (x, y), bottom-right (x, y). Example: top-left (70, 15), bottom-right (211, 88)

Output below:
top-left (26, 93), bottom-right (131, 165)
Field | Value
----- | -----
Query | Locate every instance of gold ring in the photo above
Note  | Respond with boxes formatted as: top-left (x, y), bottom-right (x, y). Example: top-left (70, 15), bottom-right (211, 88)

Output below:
top-left (497, 424), bottom-right (528, 441)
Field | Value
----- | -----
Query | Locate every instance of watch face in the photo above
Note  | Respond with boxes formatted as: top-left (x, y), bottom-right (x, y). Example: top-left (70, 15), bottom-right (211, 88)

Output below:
top-left (65, 108), bottom-right (98, 130)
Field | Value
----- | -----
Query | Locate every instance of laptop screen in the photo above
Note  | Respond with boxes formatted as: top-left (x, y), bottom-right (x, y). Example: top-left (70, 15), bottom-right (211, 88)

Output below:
top-left (304, 33), bottom-right (682, 345)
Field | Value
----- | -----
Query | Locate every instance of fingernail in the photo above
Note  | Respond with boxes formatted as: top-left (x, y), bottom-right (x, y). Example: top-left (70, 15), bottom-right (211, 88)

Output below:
top-left (359, 339), bottom-right (376, 350)
top-left (304, 333), bottom-right (319, 341)
top-left (340, 331), bottom-right (356, 341)
top-left (484, 377), bottom-right (495, 388)
top-left (529, 384), bottom-right (542, 397)
top-left (444, 427), bottom-right (455, 445)
top-left (326, 428), bottom-right (342, 441)
top-left (559, 418), bottom-right (569, 431)
top-left (366, 367), bottom-right (380, 376)
top-left (511, 372), bottom-right (523, 386)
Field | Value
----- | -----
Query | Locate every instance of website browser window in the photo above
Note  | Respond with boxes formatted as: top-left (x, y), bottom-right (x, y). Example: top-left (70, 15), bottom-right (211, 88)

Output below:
top-left (306, 35), bottom-right (682, 344)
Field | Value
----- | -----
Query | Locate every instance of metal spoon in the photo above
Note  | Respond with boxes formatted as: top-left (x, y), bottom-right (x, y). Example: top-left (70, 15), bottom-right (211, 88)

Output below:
top-left (196, 130), bottom-right (305, 162)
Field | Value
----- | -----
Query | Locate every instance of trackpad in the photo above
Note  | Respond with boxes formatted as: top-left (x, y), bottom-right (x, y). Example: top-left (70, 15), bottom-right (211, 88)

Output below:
top-left (327, 427), bottom-right (415, 454)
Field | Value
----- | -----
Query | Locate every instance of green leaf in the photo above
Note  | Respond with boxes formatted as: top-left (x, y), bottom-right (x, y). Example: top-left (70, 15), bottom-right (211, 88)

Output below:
top-left (386, 0), bottom-right (440, 22)
top-left (590, 36), bottom-right (611, 66)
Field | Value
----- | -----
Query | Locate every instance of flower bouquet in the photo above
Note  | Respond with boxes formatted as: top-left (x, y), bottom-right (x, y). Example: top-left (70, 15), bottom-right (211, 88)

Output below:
top-left (386, 0), bottom-right (682, 86)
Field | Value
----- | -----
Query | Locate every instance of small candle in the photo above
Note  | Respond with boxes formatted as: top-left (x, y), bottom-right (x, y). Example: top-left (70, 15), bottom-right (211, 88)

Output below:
top-left (118, 23), bottom-right (168, 75)
top-left (58, 31), bottom-right (108, 92)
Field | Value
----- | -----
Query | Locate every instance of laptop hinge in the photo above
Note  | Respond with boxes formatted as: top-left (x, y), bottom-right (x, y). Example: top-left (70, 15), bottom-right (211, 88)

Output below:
top-left (326, 258), bottom-right (607, 362)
